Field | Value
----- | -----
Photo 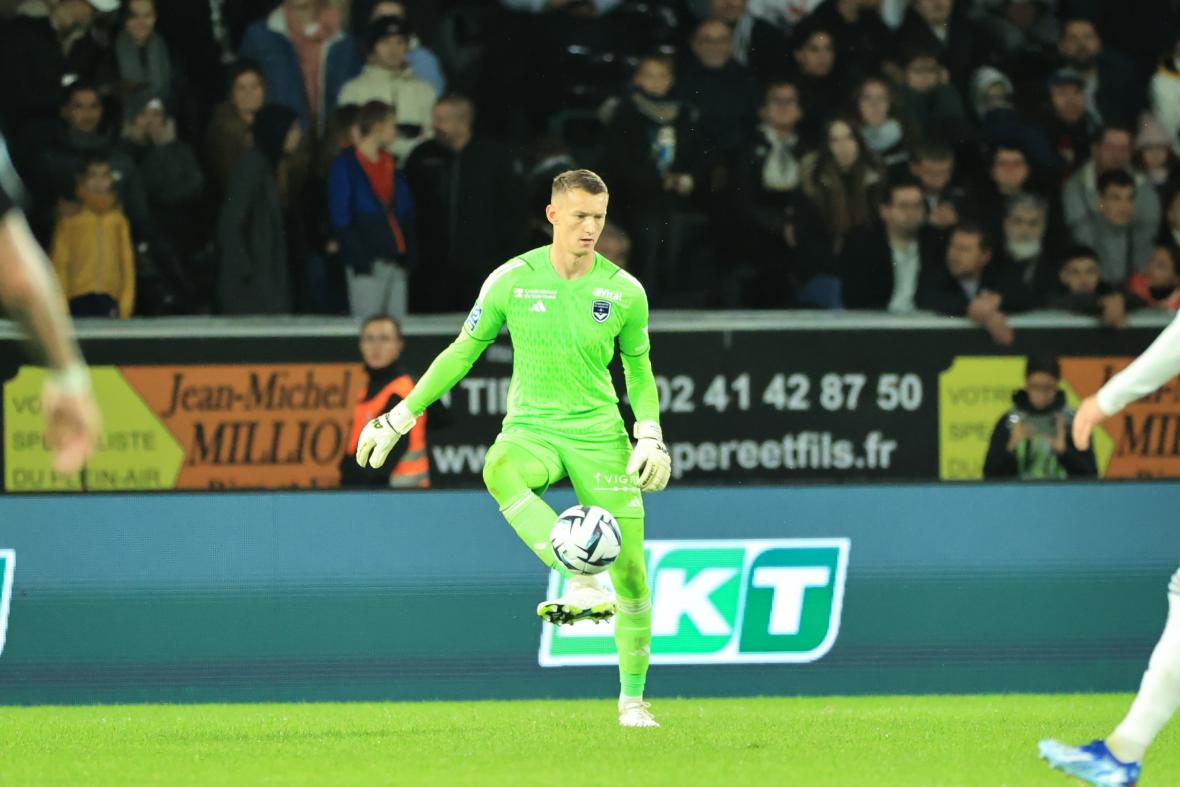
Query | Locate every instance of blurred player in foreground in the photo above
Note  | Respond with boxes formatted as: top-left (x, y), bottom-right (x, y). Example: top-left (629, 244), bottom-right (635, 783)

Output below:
top-left (0, 132), bottom-right (99, 474)
top-left (1040, 312), bottom-right (1180, 785)
top-left (356, 169), bottom-right (670, 727)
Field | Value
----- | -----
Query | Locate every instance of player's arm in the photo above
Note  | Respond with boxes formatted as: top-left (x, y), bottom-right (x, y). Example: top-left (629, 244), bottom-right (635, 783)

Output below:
top-left (1073, 311), bottom-right (1180, 449)
top-left (356, 267), bottom-right (510, 468)
top-left (618, 285), bottom-right (670, 492)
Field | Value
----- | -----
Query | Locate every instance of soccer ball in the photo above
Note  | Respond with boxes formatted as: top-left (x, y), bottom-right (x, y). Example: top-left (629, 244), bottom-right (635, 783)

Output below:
top-left (550, 505), bottom-right (622, 575)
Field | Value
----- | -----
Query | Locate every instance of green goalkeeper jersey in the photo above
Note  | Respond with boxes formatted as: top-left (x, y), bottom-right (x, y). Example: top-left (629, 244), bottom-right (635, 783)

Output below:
top-left (404, 246), bottom-right (660, 439)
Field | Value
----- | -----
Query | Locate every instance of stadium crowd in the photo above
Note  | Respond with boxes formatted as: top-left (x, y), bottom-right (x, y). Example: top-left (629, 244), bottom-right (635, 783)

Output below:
top-left (0, 0), bottom-right (1178, 336)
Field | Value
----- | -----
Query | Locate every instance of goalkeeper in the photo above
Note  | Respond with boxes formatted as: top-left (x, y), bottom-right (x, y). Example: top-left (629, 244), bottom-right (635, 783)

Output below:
top-left (357, 169), bottom-right (670, 728)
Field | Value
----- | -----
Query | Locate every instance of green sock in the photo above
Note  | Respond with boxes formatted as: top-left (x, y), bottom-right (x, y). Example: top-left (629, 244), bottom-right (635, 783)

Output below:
top-left (616, 595), bottom-right (652, 698)
top-left (500, 491), bottom-right (567, 575)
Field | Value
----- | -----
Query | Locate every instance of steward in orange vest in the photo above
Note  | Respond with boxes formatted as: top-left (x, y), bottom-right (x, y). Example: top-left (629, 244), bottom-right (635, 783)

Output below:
top-left (340, 360), bottom-right (430, 487)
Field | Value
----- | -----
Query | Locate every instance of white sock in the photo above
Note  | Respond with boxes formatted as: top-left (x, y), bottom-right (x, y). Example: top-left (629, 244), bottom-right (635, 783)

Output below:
top-left (1108, 570), bottom-right (1180, 763)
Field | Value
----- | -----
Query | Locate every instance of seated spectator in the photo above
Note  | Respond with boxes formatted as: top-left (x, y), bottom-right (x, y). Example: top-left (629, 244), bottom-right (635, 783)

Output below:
top-left (677, 19), bottom-right (762, 169)
top-left (597, 221), bottom-right (632, 269)
top-left (1150, 30), bottom-right (1180, 153)
top-left (971, 64), bottom-right (1056, 173)
top-left (364, 2), bottom-right (446, 95)
top-left (328, 100), bottom-right (417, 319)
top-left (909, 139), bottom-right (967, 230)
top-left (239, 0), bottom-right (363, 134)
top-left (50, 156), bottom-right (135, 319)
top-left (917, 222), bottom-right (1032, 345)
top-left (205, 60), bottom-right (266, 199)
top-left (892, 0), bottom-right (995, 92)
top-left (405, 95), bottom-right (522, 312)
top-left (975, 143), bottom-right (1034, 236)
top-left (707, 0), bottom-right (791, 80)
top-left (1134, 114), bottom-right (1180, 201)
top-left (789, 22), bottom-right (845, 147)
top-left (34, 81), bottom-right (151, 242)
top-left (800, 116), bottom-right (884, 258)
top-left (1072, 170), bottom-right (1154, 284)
top-left (983, 354), bottom-right (1097, 480)
top-left (808, 0), bottom-right (890, 78)
top-left (840, 176), bottom-right (937, 311)
top-left (1127, 244), bottom-right (1180, 310)
top-left (1048, 245), bottom-right (1132, 327)
top-left (853, 76), bottom-right (912, 169)
top-left (216, 104), bottom-right (300, 315)
top-left (1043, 68), bottom-right (1098, 178)
top-left (1000, 192), bottom-right (1056, 301)
top-left (973, 0), bottom-right (1058, 89)
top-left (121, 94), bottom-right (204, 259)
top-left (113, 0), bottom-right (175, 125)
top-left (1056, 16), bottom-right (1143, 127)
top-left (894, 48), bottom-right (970, 148)
top-left (338, 16), bottom-right (436, 161)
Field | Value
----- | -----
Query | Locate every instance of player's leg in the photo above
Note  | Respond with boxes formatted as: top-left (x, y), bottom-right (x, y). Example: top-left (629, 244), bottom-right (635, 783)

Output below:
top-left (1037, 568), bottom-right (1180, 785)
top-left (564, 436), bottom-right (656, 727)
top-left (482, 433), bottom-right (566, 573)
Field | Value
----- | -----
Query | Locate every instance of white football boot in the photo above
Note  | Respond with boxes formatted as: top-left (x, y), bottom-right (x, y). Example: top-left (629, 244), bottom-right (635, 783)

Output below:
top-left (536, 573), bottom-right (615, 625)
top-left (618, 698), bottom-right (660, 728)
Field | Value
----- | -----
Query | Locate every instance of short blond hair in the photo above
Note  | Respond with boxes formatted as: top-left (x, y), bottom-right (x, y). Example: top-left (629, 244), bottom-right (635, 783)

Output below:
top-left (552, 169), bottom-right (608, 198)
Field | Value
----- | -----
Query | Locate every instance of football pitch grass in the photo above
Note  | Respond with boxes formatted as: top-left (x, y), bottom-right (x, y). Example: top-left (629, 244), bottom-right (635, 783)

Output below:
top-left (2, 694), bottom-right (1176, 786)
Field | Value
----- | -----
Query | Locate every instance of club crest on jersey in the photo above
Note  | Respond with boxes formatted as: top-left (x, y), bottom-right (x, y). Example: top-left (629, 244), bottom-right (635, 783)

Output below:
top-left (592, 300), bottom-right (611, 323)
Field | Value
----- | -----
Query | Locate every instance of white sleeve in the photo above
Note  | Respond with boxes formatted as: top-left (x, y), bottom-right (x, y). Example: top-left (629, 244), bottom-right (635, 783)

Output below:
top-left (1097, 312), bottom-right (1180, 414)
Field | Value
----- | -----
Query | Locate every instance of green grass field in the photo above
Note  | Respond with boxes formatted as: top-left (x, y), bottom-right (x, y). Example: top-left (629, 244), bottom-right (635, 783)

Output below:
top-left (1, 694), bottom-right (1174, 786)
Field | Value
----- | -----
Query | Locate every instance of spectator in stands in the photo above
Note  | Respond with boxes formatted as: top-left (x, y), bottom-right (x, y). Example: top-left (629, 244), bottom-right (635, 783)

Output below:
top-left (404, 94), bottom-right (521, 312)
top-left (1150, 30), bottom-right (1180, 153)
top-left (808, 0), bottom-right (890, 79)
top-left (1043, 67), bottom-right (1097, 177)
top-left (1056, 17), bottom-right (1142, 127)
top-left (50, 156), bottom-right (135, 319)
top-left (789, 22), bottom-right (845, 147)
top-left (894, 48), bottom-right (970, 148)
top-left (677, 18), bottom-right (762, 168)
top-left (971, 64), bottom-right (1056, 173)
top-left (121, 94), bottom-right (204, 260)
top-left (338, 16), bottom-right (435, 162)
top-left (892, 0), bottom-right (995, 92)
top-left (0, 0), bottom-right (111, 131)
top-left (909, 140), bottom-right (966, 231)
top-left (976, 143), bottom-right (1034, 235)
top-left (1072, 170), bottom-right (1154, 284)
top-left (204, 60), bottom-right (266, 200)
top-left (216, 104), bottom-right (299, 314)
top-left (35, 81), bottom-right (151, 242)
top-left (239, 0), bottom-right (362, 134)
top-left (707, 0), bottom-right (791, 80)
top-left (1048, 245), bottom-right (1131, 327)
top-left (1134, 114), bottom-right (1179, 200)
top-left (328, 100), bottom-right (416, 319)
top-left (1000, 192), bottom-right (1056, 301)
top-left (113, 0), bottom-right (175, 124)
top-left (597, 221), bottom-right (631, 269)
top-left (973, 0), bottom-right (1058, 88)
top-left (984, 354), bottom-right (1097, 480)
top-left (365, 1), bottom-right (446, 95)
top-left (603, 54), bottom-right (704, 285)
top-left (800, 116), bottom-right (883, 257)
top-left (852, 76), bottom-right (912, 170)
top-left (917, 222), bottom-right (1032, 345)
top-left (340, 313), bottom-right (432, 488)
top-left (839, 176), bottom-right (936, 311)
top-left (1127, 243), bottom-right (1180, 310)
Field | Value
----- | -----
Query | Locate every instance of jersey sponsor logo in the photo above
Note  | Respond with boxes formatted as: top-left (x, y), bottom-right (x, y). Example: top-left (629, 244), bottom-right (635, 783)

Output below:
top-left (465, 305), bottom-right (483, 332)
top-left (513, 288), bottom-right (557, 300)
top-left (529, 300), bottom-right (547, 313)
top-left (0, 549), bottom-right (13, 658)
top-left (592, 300), bottom-right (611, 323)
top-left (539, 538), bottom-right (849, 666)
top-left (593, 288), bottom-right (622, 303)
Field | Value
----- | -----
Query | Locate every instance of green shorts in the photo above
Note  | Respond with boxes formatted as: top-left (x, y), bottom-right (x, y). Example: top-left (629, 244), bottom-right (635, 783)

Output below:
top-left (493, 427), bottom-right (644, 519)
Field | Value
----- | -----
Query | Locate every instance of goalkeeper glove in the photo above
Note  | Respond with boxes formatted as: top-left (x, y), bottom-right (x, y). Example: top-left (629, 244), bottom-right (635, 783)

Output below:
top-left (356, 401), bottom-right (418, 469)
top-left (626, 420), bottom-right (671, 492)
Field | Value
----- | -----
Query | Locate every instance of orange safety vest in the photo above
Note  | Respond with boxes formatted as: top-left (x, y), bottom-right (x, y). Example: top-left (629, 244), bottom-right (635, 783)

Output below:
top-left (347, 374), bottom-right (430, 489)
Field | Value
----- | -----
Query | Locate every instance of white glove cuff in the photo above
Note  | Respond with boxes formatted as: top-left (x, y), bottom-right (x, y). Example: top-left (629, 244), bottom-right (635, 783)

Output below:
top-left (48, 362), bottom-right (92, 395)
top-left (633, 420), bottom-right (663, 443)
top-left (384, 401), bottom-right (418, 434)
